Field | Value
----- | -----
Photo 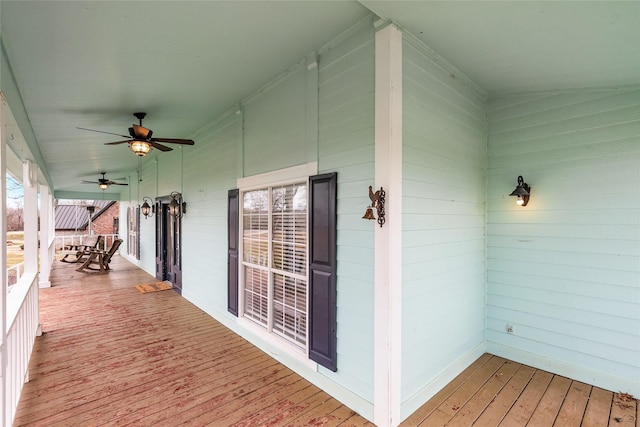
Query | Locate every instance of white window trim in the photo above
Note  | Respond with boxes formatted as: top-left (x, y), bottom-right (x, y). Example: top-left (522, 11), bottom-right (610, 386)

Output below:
top-left (237, 162), bottom-right (318, 360)
top-left (237, 162), bottom-right (317, 190)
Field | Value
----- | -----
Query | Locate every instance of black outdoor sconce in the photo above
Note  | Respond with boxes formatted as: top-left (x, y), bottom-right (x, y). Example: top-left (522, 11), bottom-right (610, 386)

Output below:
top-left (362, 185), bottom-right (386, 227)
top-left (141, 196), bottom-right (155, 219)
top-left (169, 191), bottom-right (187, 218)
top-left (509, 175), bottom-right (531, 207)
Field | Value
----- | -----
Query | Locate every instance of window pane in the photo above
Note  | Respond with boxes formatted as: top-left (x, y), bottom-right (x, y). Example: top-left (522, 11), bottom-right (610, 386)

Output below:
top-left (243, 190), bottom-right (268, 267)
top-left (272, 273), bottom-right (307, 347)
top-left (272, 183), bottom-right (307, 275)
top-left (243, 266), bottom-right (268, 326)
top-left (241, 182), bottom-right (308, 349)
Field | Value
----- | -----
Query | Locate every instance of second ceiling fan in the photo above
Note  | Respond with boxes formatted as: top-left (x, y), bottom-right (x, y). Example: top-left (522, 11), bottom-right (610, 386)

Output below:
top-left (78, 112), bottom-right (195, 156)
top-left (82, 172), bottom-right (128, 191)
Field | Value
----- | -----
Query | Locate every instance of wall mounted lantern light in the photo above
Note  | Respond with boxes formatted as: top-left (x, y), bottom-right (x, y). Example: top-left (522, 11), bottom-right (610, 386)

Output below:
top-left (362, 185), bottom-right (386, 227)
top-left (509, 175), bottom-right (531, 207)
top-left (141, 196), bottom-right (155, 219)
top-left (169, 191), bottom-right (187, 218)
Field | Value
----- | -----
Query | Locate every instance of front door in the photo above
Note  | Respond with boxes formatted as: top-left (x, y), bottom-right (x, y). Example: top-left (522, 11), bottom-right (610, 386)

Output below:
top-left (155, 199), bottom-right (183, 294)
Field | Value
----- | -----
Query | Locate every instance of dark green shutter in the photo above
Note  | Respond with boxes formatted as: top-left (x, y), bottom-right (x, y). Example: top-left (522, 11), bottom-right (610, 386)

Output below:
top-left (308, 173), bottom-right (337, 371)
top-left (228, 189), bottom-right (239, 316)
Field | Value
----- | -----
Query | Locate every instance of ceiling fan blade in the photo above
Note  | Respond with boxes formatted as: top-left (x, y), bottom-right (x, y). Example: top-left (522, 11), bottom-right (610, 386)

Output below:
top-left (77, 127), bottom-right (130, 138)
top-left (104, 140), bottom-right (132, 145)
top-left (111, 182), bottom-right (129, 186)
top-left (151, 137), bottom-right (195, 145)
top-left (81, 180), bottom-right (100, 184)
top-left (148, 141), bottom-right (173, 152)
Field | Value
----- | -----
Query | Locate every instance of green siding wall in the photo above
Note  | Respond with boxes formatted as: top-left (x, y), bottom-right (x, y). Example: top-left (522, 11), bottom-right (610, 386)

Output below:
top-left (486, 87), bottom-right (640, 396)
top-left (125, 17), bottom-right (378, 420)
top-left (182, 112), bottom-right (238, 311)
top-left (401, 35), bottom-right (488, 412)
top-left (243, 65), bottom-right (308, 176)
top-left (318, 18), bottom-right (376, 404)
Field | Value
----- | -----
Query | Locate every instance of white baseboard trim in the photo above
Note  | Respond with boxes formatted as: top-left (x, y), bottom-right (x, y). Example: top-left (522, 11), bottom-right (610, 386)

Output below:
top-left (487, 343), bottom-right (640, 397)
top-left (400, 342), bottom-right (486, 421)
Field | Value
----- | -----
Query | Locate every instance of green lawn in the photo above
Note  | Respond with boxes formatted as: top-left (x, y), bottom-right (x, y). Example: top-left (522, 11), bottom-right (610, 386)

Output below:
top-left (7, 231), bottom-right (25, 268)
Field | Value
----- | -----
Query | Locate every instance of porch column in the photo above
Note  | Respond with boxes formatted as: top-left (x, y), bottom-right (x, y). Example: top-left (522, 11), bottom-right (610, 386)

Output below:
top-left (1, 94), bottom-right (8, 427)
top-left (38, 184), bottom-right (52, 288)
top-left (374, 23), bottom-right (403, 427)
top-left (23, 161), bottom-right (38, 276)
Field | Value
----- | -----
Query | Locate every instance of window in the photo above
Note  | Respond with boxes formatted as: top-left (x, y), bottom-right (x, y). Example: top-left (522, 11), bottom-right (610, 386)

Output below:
top-left (241, 182), bottom-right (308, 349)
top-left (228, 167), bottom-right (337, 371)
top-left (127, 205), bottom-right (140, 260)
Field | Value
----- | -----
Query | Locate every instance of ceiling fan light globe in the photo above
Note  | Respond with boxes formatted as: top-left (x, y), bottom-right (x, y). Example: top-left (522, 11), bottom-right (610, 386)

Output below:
top-left (99, 183), bottom-right (109, 190)
top-left (130, 140), bottom-right (152, 156)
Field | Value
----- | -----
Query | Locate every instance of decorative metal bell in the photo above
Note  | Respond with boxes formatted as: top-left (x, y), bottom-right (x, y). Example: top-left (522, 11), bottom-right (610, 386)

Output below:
top-left (362, 206), bottom-right (376, 220)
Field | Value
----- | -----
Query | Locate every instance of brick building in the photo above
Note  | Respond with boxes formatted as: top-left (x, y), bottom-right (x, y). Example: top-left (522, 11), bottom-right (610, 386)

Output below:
top-left (55, 201), bottom-right (120, 248)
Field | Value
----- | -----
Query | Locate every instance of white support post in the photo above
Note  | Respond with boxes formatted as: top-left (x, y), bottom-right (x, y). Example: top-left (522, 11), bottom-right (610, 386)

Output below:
top-left (374, 24), bottom-right (403, 427)
top-left (1, 93), bottom-right (8, 427)
top-left (39, 184), bottom-right (52, 288)
top-left (23, 161), bottom-right (38, 276)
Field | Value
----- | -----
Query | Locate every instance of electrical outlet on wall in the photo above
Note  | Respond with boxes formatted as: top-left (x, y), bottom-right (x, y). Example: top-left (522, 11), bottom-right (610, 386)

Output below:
top-left (506, 324), bottom-right (514, 334)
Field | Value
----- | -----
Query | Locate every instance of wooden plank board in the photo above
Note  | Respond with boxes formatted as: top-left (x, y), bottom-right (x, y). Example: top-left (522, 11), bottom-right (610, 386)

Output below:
top-left (446, 359), bottom-right (521, 425)
top-left (609, 392), bottom-right (638, 426)
top-left (401, 353), bottom-right (494, 426)
top-left (500, 370), bottom-right (554, 425)
top-left (554, 381), bottom-right (592, 427)
top-left (527, 375), bottom-right (572, 425)
top-left (473, 364), bottom-right (536, 425)
top-left (582, 387), bottom-right (613, 427)
top-left (419, 356), bottom-right (507, 425)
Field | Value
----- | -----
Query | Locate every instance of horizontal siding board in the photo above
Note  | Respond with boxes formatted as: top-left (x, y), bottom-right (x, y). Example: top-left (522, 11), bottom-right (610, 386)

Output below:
top-left (489, 237), bottom-right (640, 258)
top-left (487, 294), bottom-right (640, 336)
top-left (490, 137), bottom-right (640, 170)
top-left (487, 89), bottom-right (639, 396)
top-left (488, 282), bottom-right (639, 320)
top-left (489, 89), bottom-right (640, 133)
top-left (318, 22), bottom-right (375, 402)
top-left (487, 271), bottom-right (640, 302)
top-left (403, 239), bottom-right (484, 265)
top-left (488, 105), bottom-right (639, 146)
top-left (401, 33), bottom-right (487, 405)
top-left (488, 223), bottom-right (640, 241)
top-left (486, 309), bottom-right (639, 353)
top-left (486, 330), bottom-right (640, 380)
top-left (404, 214), bottom-right (484, 232)
top-left (488, 120), bottom-right (640, 159)
top-left (488, 258), bottom-right (639, 288)
top-left (403, 179), bottom-right (485, 205)
top-left (403, 38), bottom-right (486, 112)
top-left (403, 143), bottom-right (485, 177)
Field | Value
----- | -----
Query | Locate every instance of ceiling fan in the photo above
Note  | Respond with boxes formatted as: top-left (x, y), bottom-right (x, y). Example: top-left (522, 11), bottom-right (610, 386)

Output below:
top-left (82, 172), bottom-right (128, 191)
top-left (77, 112), bottom-right (195, 156)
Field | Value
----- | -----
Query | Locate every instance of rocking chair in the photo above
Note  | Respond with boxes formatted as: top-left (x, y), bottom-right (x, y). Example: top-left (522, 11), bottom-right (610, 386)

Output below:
top-left (75, 239), bottom-right (122, 273)
top-left (61, 235), bottom-right (104, 263)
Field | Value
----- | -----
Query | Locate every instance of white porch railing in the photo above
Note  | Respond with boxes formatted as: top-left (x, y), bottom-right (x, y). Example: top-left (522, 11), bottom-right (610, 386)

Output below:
top-left (5, 272), bottom-right (39, 427)
top-left (55, 233), bottom-right (119, 253)
top-left (6, 262), bottom-right (24, 292)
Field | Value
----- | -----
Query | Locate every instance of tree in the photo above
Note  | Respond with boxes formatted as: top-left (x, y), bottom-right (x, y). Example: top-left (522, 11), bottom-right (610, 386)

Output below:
top-left (6, 174), bottom-right (24, 231)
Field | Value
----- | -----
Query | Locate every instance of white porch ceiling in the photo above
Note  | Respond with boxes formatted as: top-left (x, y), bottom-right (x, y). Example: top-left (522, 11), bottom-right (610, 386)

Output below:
top-left (1, 1), bottom-right (638, 197)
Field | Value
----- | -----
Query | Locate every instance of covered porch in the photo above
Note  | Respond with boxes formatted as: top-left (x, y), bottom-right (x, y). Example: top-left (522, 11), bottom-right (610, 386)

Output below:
top-left (14, 256), bottom-right (637, 426)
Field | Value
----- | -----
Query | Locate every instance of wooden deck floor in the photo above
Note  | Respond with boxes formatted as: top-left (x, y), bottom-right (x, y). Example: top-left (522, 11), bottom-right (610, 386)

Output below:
top-left (14, 255), bottom-right (638, 426)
